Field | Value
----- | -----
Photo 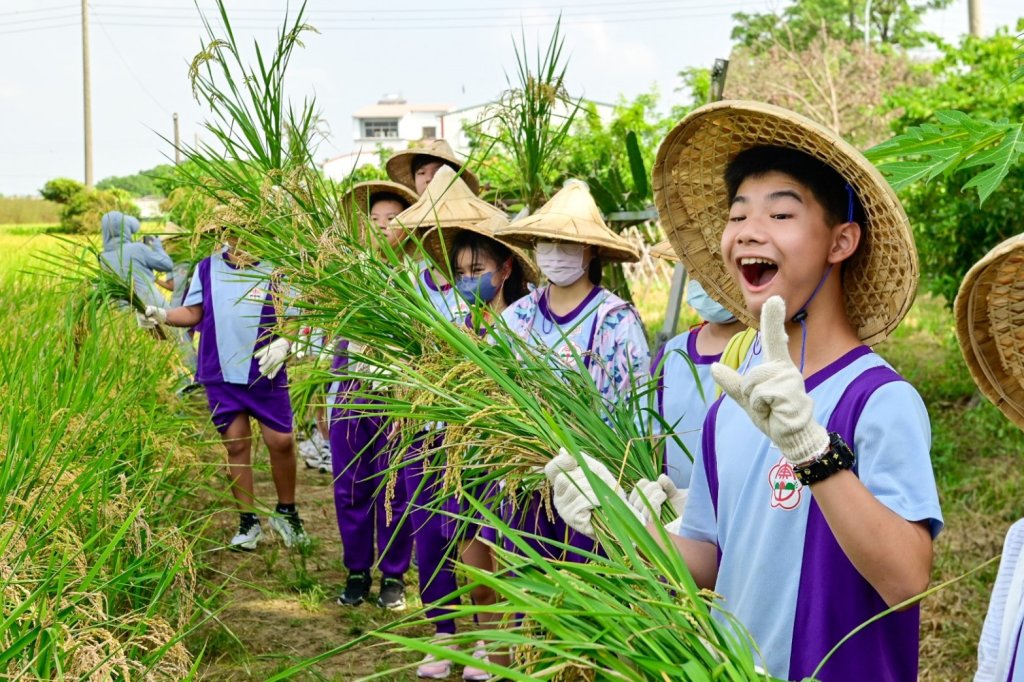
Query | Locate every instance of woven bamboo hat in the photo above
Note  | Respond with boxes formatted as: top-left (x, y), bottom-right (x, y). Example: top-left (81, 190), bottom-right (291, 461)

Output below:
top-left (341, 180), bottom-right (417, 217)
top-left (423, 213), bottom-right (541, 286)
top-left (954, 234), bottom-right (1024, 429)
top-left (391, 165), bottom-right (504, 232)
top-left (495, 180), bottom-right (640, 263)
top-left (386, 139), bottom-right (481, 196)
top-left (652, 100), bottom-right (918, 346)
top-left (651, 239), bottom-right (680, 263)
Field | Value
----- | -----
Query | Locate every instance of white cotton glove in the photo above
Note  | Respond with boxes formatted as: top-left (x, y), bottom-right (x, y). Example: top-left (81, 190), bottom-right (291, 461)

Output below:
top-left (136, 312), bottom-right (156, 329)
top-left (143, 305), bottom-right (167, 325)
top-left (254, 337), bottom-right (290, 380)
top-left (543, 448), bottom-right (639, 537)
top-left (710, 295), bottom-right (829, 467)
top-left (628, 475), bottom-right (688, 522)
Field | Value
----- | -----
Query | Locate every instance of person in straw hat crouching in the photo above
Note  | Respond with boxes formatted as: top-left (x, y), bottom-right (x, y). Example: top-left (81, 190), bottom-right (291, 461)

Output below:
top-left (953, 234), bottom-right (1024, 681)
top-left (495, 179), bottom-right (651, 562)
top-left (544, 101), bottom-right (943, 681)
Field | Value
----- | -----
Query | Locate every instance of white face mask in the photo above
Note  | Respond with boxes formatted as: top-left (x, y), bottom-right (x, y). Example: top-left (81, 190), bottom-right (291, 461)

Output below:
top-left (536, 241), bottom-right (587, 287)
top-left (686, 279), bottom-right (737, 324)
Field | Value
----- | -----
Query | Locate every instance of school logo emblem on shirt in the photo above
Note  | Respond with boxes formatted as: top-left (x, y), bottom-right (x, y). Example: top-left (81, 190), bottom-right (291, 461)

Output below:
top-left (245, 286), bottom-right (267, 303)
top-left (768, 455), bottom-right (803, 510)
top-left (554, 339), bottom-right (585, 367)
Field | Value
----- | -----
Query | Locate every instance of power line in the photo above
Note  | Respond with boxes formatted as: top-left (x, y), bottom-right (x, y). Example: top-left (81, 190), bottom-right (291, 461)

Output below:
top-left (0, 4), bottom-right (76, 18)
top-left (90, 3), bottom-right (173, 116)
top-left (93, 0), bottom-right (770, 15)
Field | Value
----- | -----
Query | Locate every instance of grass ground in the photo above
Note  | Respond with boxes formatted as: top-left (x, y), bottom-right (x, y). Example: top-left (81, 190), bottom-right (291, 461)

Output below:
top-left (1, 224), bottom-right (1018, 680)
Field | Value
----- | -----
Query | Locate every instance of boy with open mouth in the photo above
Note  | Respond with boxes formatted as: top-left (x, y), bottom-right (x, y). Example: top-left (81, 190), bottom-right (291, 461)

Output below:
top-left (547, 101), bottom-right (943, 681)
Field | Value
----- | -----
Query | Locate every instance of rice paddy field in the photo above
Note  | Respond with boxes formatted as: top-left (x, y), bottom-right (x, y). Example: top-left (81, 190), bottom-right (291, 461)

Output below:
top-left (1, 220), bottom-right (1022, 681)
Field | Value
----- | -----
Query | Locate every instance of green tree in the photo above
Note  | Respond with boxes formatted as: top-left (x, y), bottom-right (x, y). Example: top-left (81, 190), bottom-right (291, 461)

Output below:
top-left (96, 164), bottom-right (177, 197)
top-left (732, 0), bottom-right (950, 52)
top-left (871, 27), bottom-right (1024, 304)
top-left (40, 178), bottom-right (84, 204)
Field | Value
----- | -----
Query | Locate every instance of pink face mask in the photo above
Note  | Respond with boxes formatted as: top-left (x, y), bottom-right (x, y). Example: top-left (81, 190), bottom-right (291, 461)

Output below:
top-left (536, 241), bottom-right (587, 287)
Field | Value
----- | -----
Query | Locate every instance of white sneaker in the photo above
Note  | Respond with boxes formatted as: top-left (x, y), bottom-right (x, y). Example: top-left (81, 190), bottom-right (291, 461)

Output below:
top-left (316, 444), bottom-right (333, 474)
top-left (299, 431), bottom-right (325, 468)
top-left (269, 512), bottom-right (311, 549)
top-left (230, 518), bottom-right (262, 551)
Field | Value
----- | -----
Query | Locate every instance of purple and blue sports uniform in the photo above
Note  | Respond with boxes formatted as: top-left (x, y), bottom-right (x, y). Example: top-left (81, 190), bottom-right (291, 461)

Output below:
top-left (652, 325), bottom-right (722, 488)
top-left (184, 249), bottom-right (296, 434)
top-left (680, 344), bottom-right (943, 681)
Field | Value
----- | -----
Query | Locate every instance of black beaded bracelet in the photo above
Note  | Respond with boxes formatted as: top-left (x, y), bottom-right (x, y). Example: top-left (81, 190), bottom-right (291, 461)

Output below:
top-left (793, 432), bottom-right (855, 486)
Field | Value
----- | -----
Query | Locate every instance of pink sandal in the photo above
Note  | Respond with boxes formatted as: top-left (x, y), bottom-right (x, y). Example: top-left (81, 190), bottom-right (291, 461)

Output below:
top-left (461, 642), bottom-right (492, 681)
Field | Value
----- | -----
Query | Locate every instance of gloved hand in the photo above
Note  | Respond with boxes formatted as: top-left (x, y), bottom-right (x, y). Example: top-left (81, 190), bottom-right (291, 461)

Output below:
top-left (136, 312), bottom-right (156, 329)
top-left (543, 448), bottom-right (639, 537)
top-left (710, 295), bottom-right (829, 467)
top-left (143, 305), bottom-right (167, 325)
top-left (255, 337), bottom-right (290, 380)
top-left (628, 475), bottom-right (688, 522)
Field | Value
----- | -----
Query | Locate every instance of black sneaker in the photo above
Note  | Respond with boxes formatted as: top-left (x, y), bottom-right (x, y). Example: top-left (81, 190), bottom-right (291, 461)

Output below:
top-left (337, 571), bottom-right (371, 606)
top-left (376, 576), bottom-right (406, 610)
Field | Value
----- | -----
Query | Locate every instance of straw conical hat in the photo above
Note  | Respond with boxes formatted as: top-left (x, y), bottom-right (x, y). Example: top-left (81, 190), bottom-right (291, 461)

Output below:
top-left (423, 213), bottom-right (540, 286)
top-left (651, 239), bottom-right (680, 263)
top-left (955, 234), bottom-right (1024, 429)
top-left (341, 180), bottom-right (417, 216)
top-left (386, 139), bottom-right (480, 196)
top-left (392, 165), bottom-right (504, 232)
top-left (653, 100), bottom-right (918, 346)
top-left (495, 180), bottom-right (640, 263)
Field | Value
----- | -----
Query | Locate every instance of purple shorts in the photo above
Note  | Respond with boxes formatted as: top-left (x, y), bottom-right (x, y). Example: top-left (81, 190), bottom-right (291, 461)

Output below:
top-left (204, 381), bottom-right (293, 434)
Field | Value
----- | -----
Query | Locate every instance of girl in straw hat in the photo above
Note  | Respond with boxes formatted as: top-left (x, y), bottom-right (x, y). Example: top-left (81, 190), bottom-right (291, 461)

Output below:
top-left (494, 179), bottom-right (650, 562)
top-left (389, 167), bottom-right (509, 678)
top-left (329, 181), bottom-right (417, 610)
top-left (952, 234), bottom-right (1024, 681)
top-left (544, 102), bottom-right (943, 681)
top-left (386, 138), bottom-right (481, 197)
top-left (412, 214), bottom-right (537, 680)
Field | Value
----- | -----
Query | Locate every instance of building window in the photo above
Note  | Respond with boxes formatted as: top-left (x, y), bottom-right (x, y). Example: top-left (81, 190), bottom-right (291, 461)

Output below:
top-left (422, 126), bottom-right (437, 140)
top-left (362, 119), bottom-right (399, 138)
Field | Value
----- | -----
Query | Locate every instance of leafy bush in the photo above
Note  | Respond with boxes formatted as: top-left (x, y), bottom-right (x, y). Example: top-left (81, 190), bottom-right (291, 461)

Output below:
top-left (61, 187), bottom-right (139, 234)
top-left (39, 177), bottom-right (84, 204)
top-left (161, 186), bottom-right (212, 231)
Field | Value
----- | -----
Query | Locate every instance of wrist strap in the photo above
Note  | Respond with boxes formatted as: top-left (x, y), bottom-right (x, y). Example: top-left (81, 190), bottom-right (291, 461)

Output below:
top-left (794, 432), bottom-right (854, 486)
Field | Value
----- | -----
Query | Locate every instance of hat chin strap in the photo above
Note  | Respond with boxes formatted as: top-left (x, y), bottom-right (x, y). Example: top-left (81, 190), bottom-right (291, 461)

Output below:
top-left (790, 264), bottom-right (834, 373)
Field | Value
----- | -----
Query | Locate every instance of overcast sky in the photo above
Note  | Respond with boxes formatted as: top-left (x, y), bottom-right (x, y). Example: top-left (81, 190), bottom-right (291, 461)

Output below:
top-left (0, 0), bottom-right (1020, 196)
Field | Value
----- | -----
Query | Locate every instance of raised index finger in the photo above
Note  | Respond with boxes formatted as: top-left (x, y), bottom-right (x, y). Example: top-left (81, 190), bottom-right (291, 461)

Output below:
top-left (759, 296), bottom-right (791, 364)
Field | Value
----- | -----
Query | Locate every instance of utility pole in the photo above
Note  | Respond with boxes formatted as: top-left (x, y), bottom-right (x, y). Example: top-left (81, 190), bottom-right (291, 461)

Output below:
top-left (81, 0), bottom-right (93, 188)
top-left (173, 113), bottom-right (181, 164)
top-left (968, 0), bottom-right (982, 37)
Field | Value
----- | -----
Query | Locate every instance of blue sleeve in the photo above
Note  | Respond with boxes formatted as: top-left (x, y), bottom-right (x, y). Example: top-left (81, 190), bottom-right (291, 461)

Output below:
top-left (143, 242), bottom-right (174, 272)
top-left (854, 381), bottom-right (943, 538)
top-left (183, 264), bottom-right (203, 307)
top-left (677, 408), bottom-right (718, 544)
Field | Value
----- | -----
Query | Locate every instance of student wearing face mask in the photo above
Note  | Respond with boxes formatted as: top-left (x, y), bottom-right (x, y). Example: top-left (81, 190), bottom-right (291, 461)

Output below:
top-left (418, 214), bottom-right (538, 680)
top-left (391, 170), bottom-right (515, 679)
top-left (390, 165), bottom-right (493, 324)
top-left (494, 180), bottom-right (650, 562)
top-left (649, 240), bottom-right (748, 494)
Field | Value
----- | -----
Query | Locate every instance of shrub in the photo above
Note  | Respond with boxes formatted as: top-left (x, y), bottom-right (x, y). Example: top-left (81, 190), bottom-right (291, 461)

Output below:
top-left (39, 177), bottom-right (84, 204)
top-left (61, 187), bottom-right (139, 234)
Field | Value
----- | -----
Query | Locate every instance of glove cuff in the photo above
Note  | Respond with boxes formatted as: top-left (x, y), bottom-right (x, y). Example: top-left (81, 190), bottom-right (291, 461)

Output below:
top-left (781, 422), bottom-right (830, 468)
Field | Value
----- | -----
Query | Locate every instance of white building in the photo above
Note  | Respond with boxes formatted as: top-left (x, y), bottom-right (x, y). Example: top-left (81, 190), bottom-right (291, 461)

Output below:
top-left (321, 95), bottom-right (616, 182)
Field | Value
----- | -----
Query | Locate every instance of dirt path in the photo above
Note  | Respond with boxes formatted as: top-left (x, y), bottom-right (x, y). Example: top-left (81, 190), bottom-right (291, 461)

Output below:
top-left (195, 444), bottom-right (431, 681)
